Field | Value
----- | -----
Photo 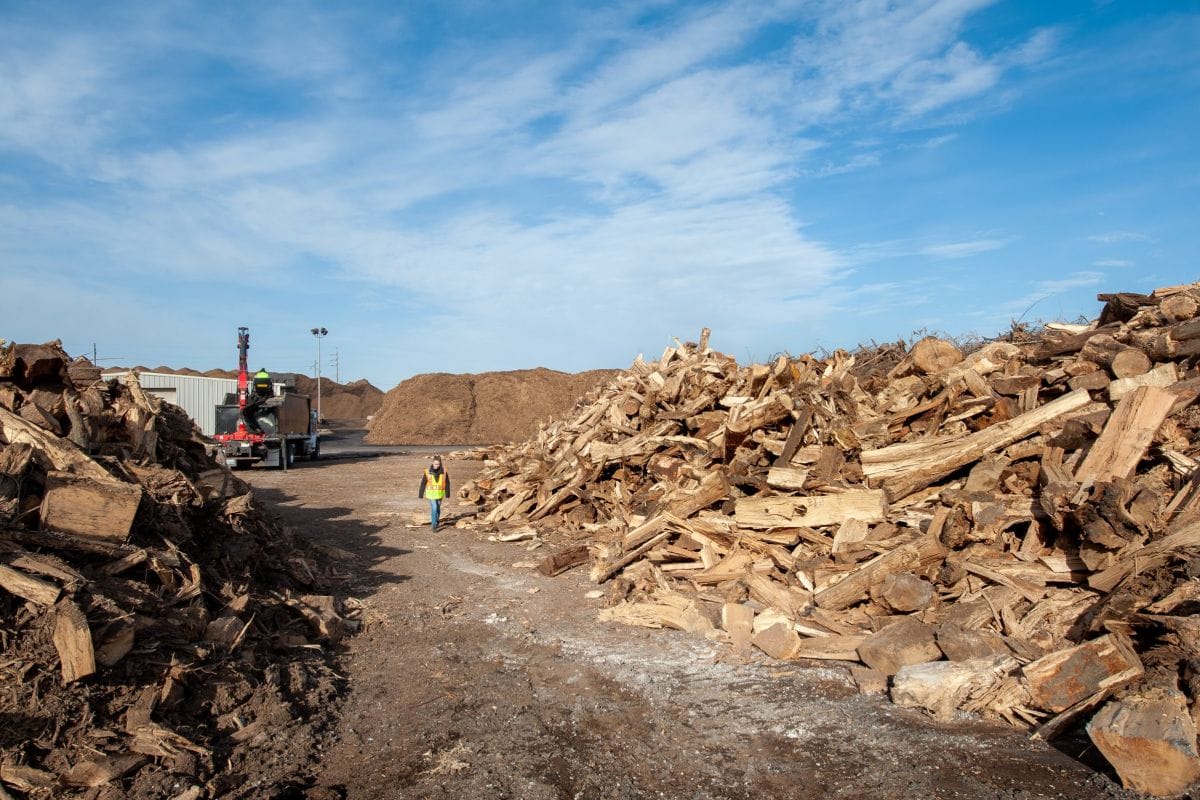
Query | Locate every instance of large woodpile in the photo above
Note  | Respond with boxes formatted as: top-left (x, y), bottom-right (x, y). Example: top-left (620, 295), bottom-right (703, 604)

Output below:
top-left (1, 342), bottom-right (355, 799)
top-left (461, 285), bottom-right (1200, 796)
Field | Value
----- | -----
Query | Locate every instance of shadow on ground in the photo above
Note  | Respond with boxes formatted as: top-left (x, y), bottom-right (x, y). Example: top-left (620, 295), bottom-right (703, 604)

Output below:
top-left (251, 486), bottom-right (412, 597)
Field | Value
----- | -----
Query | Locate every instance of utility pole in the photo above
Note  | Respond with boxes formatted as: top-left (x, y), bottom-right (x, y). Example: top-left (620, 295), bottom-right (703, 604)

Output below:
top-left (330, 349), bottom-right (340, 384)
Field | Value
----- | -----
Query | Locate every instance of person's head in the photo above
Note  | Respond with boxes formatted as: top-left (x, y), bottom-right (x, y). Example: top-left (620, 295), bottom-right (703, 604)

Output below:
top-left (431, 455), bottom-right (443, 469)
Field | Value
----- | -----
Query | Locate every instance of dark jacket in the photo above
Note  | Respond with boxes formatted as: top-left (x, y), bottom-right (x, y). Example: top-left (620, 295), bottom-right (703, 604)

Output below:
top-left (418, 466), bottom-right (450, 499)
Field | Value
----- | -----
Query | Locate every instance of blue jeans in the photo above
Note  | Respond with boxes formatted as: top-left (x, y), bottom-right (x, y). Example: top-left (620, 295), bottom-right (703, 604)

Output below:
top-left (429, 499), bottom-right (442, 530)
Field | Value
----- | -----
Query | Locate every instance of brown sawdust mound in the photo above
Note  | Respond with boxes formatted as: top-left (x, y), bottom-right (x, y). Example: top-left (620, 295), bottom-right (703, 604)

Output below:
top-left (365, 368), bottom-right (619, 445)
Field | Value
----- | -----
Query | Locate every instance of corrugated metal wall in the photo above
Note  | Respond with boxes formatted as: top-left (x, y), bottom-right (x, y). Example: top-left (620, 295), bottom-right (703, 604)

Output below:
top-left (103, 372), bottom-right (239, 436)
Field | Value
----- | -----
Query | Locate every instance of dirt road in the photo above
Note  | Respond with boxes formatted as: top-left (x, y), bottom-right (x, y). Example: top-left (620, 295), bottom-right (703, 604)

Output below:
top-left (242, 448), bottom-right (1135, 800)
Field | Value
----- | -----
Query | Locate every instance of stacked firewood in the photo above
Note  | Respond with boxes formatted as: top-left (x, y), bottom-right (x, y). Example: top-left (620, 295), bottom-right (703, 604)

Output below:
top-left (461, 285), bottom-right (1200, 796)
top-left (0, 341), bottom-right (354, 799)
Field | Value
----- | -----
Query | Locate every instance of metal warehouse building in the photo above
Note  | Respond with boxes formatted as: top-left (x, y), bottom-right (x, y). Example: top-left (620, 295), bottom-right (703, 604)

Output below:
top-left (102, 372), bottom-right (281, 437)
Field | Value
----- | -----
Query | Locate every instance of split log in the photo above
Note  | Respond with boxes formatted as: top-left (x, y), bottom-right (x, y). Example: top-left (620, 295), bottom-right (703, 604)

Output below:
top-left (765, 466), bottom-right (809, 491)
top-left (752, 622), bottom-right (801, 660)
top-left (734, 490), bottom-right (887, 529)
top-left (39, 471), bottom-right (142, 543)
top-left (722, 602), bottom-right (755, 658)
top-left (0, 563), bottom-right (62, 605)
top-left (1089, 519), bottom-right (1200, 593)
top-left (861, 388), bottom-right (1092, 501)
top-left (857, 617), bottom-right (942, 676)
top-left (1087, 683), bottom-right (1200, 797)
top-left (909, 338), bottom-right (964, 375)
top-left (814, 531), bottom-right (945, 611)
top-left (537, 544), bottom-right (589, 577)
top-left (0, 405), bottom-right (113, 481)
top-left (1075, 385), bottom-right (1174, 485)
top-left (53, 598), bottom-right (96, 683)
top-left (1022, 634), bottom-right (1142, 713)
top-left (892, 655), bottom-right (1018, 721)
top-left (1108, 362), bottom-right (1177, 402)
top-left (870, 572), bottom-right (934, 612)
top-left (793, 633), bottom-right (867, 661)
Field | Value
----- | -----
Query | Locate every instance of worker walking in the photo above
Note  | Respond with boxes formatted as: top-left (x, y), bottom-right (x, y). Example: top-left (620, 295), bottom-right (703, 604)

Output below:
top-left (418, 455), bottom-right (450, 532)
top-left (252, 368), bottom-right (272, 398)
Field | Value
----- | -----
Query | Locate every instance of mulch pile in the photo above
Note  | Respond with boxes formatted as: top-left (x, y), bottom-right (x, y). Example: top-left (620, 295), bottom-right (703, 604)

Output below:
top-left (2, 342), bottom-right (357, 799)
top-left (460, 286), bottom-right (1200, 796)
top-left (290, 376), bottom-right (382, 421)
top-left (366, 368), bottom-right (618, 445)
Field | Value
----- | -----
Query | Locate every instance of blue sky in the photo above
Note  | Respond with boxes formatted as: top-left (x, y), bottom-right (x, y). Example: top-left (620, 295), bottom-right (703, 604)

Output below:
top-left (1, 1), bottom-right (1196, 388)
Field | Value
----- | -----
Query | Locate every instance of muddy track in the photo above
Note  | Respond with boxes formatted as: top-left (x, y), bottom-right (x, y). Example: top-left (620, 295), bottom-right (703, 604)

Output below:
top-left (243, 452), bottom-right (1136, 800)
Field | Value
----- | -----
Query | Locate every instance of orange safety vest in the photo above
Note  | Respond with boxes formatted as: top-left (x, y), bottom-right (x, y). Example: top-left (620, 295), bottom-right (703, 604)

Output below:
top-left (424, 469), bottom-right (447, 500)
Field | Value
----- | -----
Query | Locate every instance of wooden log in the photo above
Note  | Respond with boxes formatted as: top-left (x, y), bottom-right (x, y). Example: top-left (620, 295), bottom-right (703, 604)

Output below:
top-left (1087, 684), bottom-right (1200, 797)
top-left (53, 598), bottom-right (96, 683)
top-left (870, 572), bottom-right (934, 612)
top-left (793, 633), bottom-right (867, 661)
top-left (0, 405), bottom-right (113, 481)
top-left (1089, 520), bottom-right (1200, 593)
top-left (0, 563), bottom-right (61, 605)
top-left (831, 517), bottom-right (870, 555)
top-left (814, 531), bottom-right (945, 611)
top-left (1108, 362), bottom-right (1177, 402)
top-left (765, 466), bottom-right (809, 491)
top-left (892, 655), bottom-right (1018, 721)
top-left (1067, 370), bottom-right (1111, 392)
top-left (752, 621), bottom-right (801, 660)
top-left (666, 469), bottom-right (727, 519)
top-left (1079, 333), bottom-right (1124, 369)
top-left (536, 544), bottom-right (589, 577)
top-left (936, 623), bottom-right (1011, 661)
top-left (734, 490), bottom-right (887, 530)
top-left (857, 617), bottom-right (942, 676)
top-left (1022, 634), bottom-right (1142, 713)
top-left (591, 529), bottom-right (672, 584)
top-left (909, 338), bottom-right (964, 375)
top-left (1075, 385), bottom-right (1174, 486)
top-left (39, 471), bottom-right (142, 543)
top-left (861, 388), bottom-right (1092, 501)
top-left (777, 407), bottom-right (812, 466)
top-left (722, 602), bottom-right (755, 658)
top-left (1160, 292), bottom-right (1200, 322)
top-left (1110, 348), bottom-right (1152, 379)
top-left (598, 593), bottom-right (714, 634)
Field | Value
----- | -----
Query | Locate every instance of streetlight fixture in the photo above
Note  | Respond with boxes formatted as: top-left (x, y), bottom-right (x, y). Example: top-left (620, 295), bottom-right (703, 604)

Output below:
top-left (310, 327), bottom-right (328, 421)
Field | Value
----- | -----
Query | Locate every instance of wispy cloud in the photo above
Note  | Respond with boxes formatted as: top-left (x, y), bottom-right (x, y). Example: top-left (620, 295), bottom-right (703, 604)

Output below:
top-left (920, 238), bottom-right (1009, 259)
top-left (1087, 230), bottom-right (1154, 244)
top-left (9, 0), bottom-right (1184, 384)
top-left (1093, 258), bottom-right (1133, 267)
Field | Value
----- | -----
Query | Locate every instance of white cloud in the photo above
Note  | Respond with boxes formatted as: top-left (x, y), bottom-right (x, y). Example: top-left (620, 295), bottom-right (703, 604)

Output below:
top-left (0, 0), bottom-right (1076, 378)
top-left (1087, 230), bottom-right (1153, 244)
top-left (920, 238), bottom-right (1008, 259)
top-left (1092, 258), bottom-right (1133, 267)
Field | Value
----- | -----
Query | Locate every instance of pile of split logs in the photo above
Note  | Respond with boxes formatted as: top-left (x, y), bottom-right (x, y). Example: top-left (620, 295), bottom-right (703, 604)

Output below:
top-left (462, 284), bottom-right (1200, 796)
top-left (0, 341), bottom-right (354, 799)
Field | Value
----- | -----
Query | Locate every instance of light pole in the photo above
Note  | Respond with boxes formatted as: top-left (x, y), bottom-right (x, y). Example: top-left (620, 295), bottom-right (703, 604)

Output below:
top-left (310, 327), bottom-right (327, 421)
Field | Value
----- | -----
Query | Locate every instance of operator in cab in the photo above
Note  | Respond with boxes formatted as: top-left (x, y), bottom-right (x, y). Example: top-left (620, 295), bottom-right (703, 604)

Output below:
top-left (253, 368), bottom-right (272, 398)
